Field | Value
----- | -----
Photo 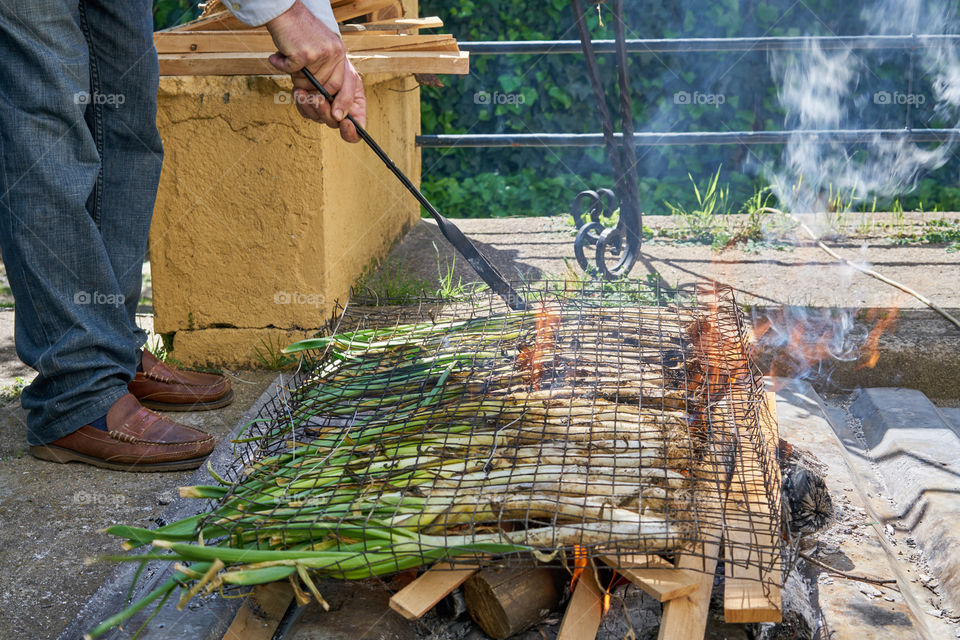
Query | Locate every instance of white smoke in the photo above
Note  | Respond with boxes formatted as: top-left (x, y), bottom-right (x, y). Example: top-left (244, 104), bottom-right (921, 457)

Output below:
top-left (766, 0), bottom-right (960, 228)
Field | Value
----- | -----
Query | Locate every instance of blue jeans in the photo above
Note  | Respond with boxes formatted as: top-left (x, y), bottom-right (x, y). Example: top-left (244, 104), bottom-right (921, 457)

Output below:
top-left (0, 0), bottom-right (162, 444)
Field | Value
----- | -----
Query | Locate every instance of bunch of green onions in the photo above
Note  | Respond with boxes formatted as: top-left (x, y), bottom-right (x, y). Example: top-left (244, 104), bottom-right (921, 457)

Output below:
top-left (89, 307), bottom-right (699, 639)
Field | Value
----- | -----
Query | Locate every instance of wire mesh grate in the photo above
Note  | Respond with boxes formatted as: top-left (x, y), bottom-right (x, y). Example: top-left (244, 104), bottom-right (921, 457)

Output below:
top-left (200, 279), bottom-right (783, 586)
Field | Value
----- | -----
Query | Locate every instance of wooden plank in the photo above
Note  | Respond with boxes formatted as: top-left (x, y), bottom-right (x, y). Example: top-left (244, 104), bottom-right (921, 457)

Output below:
top-left (154, 30), bottom-right (274, 54)
top-left (556, 567), bottom-right (603, 640)
top-left (165, 10), bottom-right (247, 32)
top-left (343, 33), bottom-right (457, 52)
top-left (333, 0), bottom-right (398, 22)
top-left (389, 563), bottom-right (479, 620)
top-left (722, 392), bottom-right (782, 624)
top-left (154, 31), bottom-right (456, 54)
top-left (157, 50), bottom-right (468, 76)
top-left (342, 16), bottom-right (444, 30)
top-left (599, 554), bottom-right (700, 602)
top-left (221, 581), bottom-right (294, 640)
top-left (657, 539), bottom-right (720, 640)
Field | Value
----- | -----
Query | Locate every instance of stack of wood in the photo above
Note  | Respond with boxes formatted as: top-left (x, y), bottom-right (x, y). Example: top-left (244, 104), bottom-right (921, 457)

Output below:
top-left (153, 0), bottom-right (468, 76)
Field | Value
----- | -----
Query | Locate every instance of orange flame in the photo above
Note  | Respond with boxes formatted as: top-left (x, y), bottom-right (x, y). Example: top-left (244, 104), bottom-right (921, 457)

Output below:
top-left (569, 545), bottom-right (588, 590)
top-left (857, 308), bottom-right (899, 369)
top-left (518, 303), bottom-right (560, 389)
top-left (751, 304), bottom-right (901, 381)
top-left (602, 572), bottom-right (619, 616)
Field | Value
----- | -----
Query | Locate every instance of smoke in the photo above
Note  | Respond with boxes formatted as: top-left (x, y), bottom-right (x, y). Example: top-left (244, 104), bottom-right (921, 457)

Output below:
top-left (767, 0), bottom-right (960, 222)
top-left (753, 0), bottom-right (960, 384)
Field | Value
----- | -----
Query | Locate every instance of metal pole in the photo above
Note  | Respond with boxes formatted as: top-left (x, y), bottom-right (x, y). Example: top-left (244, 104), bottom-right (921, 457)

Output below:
top-left (416, 129), bottom-right (960, 148)
top-left (459, 34), bottom-right (959, 55)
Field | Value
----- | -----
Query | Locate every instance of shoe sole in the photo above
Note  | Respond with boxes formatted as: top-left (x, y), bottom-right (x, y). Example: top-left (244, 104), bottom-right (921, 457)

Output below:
top-left (137, 389), bottom-right (235, 413)
top-left (29, 444), bottom-right (209, 472)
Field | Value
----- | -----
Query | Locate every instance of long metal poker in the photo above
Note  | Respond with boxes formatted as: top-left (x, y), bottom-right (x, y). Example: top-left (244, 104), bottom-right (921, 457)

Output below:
top-left (300, 68), bottom-right (526, 311)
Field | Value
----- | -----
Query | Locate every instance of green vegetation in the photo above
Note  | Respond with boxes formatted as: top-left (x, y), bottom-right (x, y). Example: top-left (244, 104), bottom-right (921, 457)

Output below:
top-left (416, 0), bottom-right (960, 218)
top-left (353, 244), bottom-right (486, 302)
top-left (252, 334), bottom-right (299, 370)
top-left (0, 377), bottom-right (26, 406)
top-left (150, 0), bottom-right (960, 222)
top-left (892, 218), bottom-right (960, 252)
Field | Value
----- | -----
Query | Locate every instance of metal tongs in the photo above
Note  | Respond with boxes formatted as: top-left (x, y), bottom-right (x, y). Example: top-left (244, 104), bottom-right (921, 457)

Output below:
top-left (301, 69), bottom-right (526, 311)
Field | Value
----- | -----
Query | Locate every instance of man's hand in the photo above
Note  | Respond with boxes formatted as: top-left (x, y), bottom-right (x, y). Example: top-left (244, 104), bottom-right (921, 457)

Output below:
top-left (266, 0), bottom-right (366, 142)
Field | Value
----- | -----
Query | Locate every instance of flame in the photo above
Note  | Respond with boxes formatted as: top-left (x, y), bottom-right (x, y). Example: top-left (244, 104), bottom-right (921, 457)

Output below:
top-left (750, 304), bottom-right (901, 380)
top-left (857, 308), bottom-right (899, 369)
top-left (517, 303), bottom-right (560, 389)
top-left (569, 545), bottom-right (588, 590)
top-left (602, 571), bottom-right (619, 616)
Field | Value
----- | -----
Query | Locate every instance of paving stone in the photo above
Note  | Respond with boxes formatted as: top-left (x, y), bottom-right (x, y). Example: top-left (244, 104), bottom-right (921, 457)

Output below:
top-left (848, 388), bottom-right (960, 617)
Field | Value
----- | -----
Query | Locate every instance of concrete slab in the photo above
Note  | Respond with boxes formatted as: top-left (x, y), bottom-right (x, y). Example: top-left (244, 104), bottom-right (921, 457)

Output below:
top-left (2, 370), bottom-right (281, 640)
top-left (938, 407), bottom-right (960, 432)
top-left (767, 379), bottom-right (929, 639)
top-left (847, 388), bottom-right (960, 617)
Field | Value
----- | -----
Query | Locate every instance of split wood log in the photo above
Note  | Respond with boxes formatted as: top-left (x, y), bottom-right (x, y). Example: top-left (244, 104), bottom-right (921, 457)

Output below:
top-left (463, 567), bottom-right (564, 639)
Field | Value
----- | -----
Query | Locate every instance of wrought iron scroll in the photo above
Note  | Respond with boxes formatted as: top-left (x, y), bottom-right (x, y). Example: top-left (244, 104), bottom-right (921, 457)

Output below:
top-left (570, 0), bottom-right (642, 278)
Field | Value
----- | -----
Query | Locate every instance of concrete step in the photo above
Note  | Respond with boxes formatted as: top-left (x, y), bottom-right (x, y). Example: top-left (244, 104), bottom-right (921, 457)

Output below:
top-left (770, 380), bottom-right (928, 639)
top-left (847, 388), bottom-right (960, 619)
top-left (938, 407), bottom-right (960, 433)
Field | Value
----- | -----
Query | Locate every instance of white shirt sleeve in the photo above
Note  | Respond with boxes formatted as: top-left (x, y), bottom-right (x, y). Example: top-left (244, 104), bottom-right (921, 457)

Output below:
top-left (221, 0), bottom-right (341, 34)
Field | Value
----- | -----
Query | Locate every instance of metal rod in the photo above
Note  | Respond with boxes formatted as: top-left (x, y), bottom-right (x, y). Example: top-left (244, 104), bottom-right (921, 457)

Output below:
top-left (459, 34), bottom-right (960, 55)
top-left (416, 129), bottom-right (960, 148)
top-left (299, 68), bottom-right (526, 310)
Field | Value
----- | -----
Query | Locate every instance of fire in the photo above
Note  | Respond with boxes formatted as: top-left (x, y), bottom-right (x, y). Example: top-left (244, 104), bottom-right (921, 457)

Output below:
top-left (857, 308), bottom-right (899, 369)
top-left (749, 305), bottom-right (900, 380)
top-left (569, 544), bottom-right (588, 590)
top-left (517, 303), bottom-right (561, 389)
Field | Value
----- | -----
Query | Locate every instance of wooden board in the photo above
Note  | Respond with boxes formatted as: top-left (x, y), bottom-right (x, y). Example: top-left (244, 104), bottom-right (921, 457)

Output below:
top-left (599, 553), bottom-right (699, 602)
top-left (157, 50), bottom-right (469, 76)
top-left (722, 392), bottom-right (782, 623)
top-left (154, 31), bottom-right (457, 54)
top-left (154, 30), bottom-right (274, 54)
top-left (165, 10), bottom-right (246, 32)
top-left (657, 539), bottom-right (721, 640)
top-left (355, 16), bottom-right (444, 29)
top-left (222, 581), bottom-right (293, 640)
top-left (332, 0), bottom-right (399, 22)
top-left (389, 564), bottom-right (479, 620)
top-left (556, 567), bottom-right (604, 640)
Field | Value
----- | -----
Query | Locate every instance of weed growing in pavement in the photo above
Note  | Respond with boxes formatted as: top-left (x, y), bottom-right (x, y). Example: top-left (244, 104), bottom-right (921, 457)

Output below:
top-left (253, 334), bottom-right (299, 370)
top-left (0, 376), bottom-right (26, 406)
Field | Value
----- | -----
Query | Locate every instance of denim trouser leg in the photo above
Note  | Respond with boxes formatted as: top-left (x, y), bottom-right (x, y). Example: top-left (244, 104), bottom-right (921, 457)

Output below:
top-left (0, 0), bottom-right (161, 445)
top-left (81, 0), bottom-right (163, 340)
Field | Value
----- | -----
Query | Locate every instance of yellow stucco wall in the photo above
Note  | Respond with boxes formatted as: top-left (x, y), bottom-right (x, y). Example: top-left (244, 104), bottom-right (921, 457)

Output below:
top-left (151, 72), bottom-right (421, 367)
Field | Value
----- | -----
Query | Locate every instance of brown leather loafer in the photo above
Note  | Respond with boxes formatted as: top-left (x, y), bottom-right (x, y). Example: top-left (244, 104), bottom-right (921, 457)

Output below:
top-left (29, 394), bottom-right (215, 471)
top-left (128, 350), bottom-right (233, 411)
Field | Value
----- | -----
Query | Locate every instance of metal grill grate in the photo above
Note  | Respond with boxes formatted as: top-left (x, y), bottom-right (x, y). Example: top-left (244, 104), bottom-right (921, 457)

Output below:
top-left (199, 280), bottom-right (782, 587)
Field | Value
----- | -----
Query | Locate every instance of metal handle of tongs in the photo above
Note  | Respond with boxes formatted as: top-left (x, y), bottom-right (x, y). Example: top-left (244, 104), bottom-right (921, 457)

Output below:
top-left (300, 68), bottom-right (526, 311)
